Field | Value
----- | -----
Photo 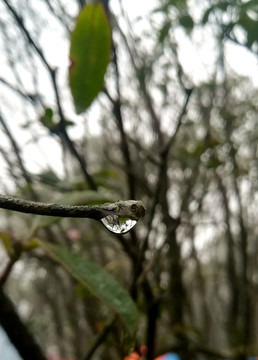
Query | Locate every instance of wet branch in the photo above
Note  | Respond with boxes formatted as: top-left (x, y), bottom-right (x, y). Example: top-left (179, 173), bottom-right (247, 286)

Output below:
top-left (0, 195), bottom-right (145, 221)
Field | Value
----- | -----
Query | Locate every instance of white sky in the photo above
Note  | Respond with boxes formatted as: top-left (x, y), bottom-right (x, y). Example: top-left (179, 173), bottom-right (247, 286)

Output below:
top-left (0, 326), bottom-right (22, 360)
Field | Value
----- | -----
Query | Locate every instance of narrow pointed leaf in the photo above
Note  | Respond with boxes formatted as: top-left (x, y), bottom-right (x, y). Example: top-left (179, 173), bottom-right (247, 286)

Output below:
top-left (38, 241), bottom-right (137, 335)
top-left (69, 4), bottom-right (111, 113)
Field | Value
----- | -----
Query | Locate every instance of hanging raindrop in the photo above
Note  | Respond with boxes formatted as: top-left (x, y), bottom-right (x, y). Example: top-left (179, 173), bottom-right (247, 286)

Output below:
top-left (100, 215), bottom-right (137, 234)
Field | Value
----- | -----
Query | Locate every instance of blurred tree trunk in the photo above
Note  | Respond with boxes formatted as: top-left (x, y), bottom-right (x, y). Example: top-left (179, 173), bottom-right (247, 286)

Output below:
top-left (0, 287), bottom-right (46, 360)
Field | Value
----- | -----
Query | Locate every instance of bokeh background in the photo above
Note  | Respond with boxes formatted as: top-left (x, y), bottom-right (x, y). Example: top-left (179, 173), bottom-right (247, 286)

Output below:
top-left (0, 0), bottom-right (258, 359)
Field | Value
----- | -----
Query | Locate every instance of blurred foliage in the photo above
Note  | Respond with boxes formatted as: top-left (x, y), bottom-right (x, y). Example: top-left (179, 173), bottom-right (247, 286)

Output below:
top-left (0, 0), bottom-right (258, 360)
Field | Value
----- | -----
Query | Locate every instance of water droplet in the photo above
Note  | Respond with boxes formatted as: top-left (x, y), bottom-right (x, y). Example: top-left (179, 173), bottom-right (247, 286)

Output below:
top-left (100, 215), bottom-right (137, 234)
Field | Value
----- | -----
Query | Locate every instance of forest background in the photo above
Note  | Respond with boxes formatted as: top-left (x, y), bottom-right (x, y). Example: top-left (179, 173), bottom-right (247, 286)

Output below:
top-left (0, 1), bottom-right (258, 360)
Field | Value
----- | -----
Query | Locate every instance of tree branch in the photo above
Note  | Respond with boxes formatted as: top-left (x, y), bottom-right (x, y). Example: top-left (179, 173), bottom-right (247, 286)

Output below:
top-left (0, 287), bottom-right (46, 360)
top-left (104, 36), bottom-right (136, 199)
top-left (161, 88), bottom-right (193, 158)
top-left (83, 318), bottom-right (116, 360)
top-left (0, 77), bottom-right (38, 103)
top-left (0, 195), bottom-right (145, 221)
top-left (2, 0), bottom-right (97, 190)
top-left (0, 113), bottom-right (33, 186)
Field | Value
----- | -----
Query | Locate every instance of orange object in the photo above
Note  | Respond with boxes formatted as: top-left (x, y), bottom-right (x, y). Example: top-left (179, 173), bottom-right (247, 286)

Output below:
top-left (123, 352), bottom-right (141, 360)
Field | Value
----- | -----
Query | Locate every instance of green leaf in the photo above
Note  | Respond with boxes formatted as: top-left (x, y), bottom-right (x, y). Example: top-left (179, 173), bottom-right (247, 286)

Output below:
top-left (38, 241), bottom-right (137, 335)
top-left (69, 3), bottom-right (111, 114)
top-left (35, 170), bottom-right (60, 186)
top-left (41, 107), bottom-right (56, 129)
top-left (238, 12), bottom-right (258, 48)
top-left (206, 157), bottom-right (222, 169)
top-left (0, 232), bottom-right (12, 257)
top-left (241, 0), bottom-right (258, 11)
top-left (44, 107), bottom-right (53, 121)
top-left (168, 0), bottom-right (187, 8)
top-left (201, 7), bottom-right (212, 25)
top-left (179, 15), bottom-right (194, 30)
top-left (64, 119), bottom-right (75, 127)
top-left (158, 21), bottom-right (171, 43)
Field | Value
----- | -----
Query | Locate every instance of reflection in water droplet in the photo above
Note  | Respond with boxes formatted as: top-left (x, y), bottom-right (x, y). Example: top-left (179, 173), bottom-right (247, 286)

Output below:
top-left (100, 215), bottom-right (137, 234)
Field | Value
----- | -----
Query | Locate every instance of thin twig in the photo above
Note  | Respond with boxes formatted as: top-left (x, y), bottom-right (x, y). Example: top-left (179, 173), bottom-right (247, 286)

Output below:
top-left (106, 40), bottom-right (136, 199)
top-left (115, 19), bottom-right (163, 146)
top-left (0, 241), bottom-right (22, 286)
top-left (0, 261), bottom-right (15, 286)
top-left (161, 88), bottom-right (193, 157)
top-left (83, 318), bottom-right (116, 360)
top-left (0, 77), bottom-right (37, 103)
top-left (137, 90), bottom-right (193, 267)
top-left (2, 0), bottom-right (51, 72)
top-left (0, 113), bottom-right (33, 185)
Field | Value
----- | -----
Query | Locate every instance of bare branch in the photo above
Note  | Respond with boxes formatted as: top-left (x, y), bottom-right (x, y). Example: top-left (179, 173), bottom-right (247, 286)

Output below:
top-left (104, 33), bottom-right (136, 198)
top-left (161, 88), bottom-right (193, 158)
top-left (0, 113), bottom-right (33, 186)
top-left (0, 77), bottom-right (38, 103)
top-left (83, 318), bottom-right (116, 360)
